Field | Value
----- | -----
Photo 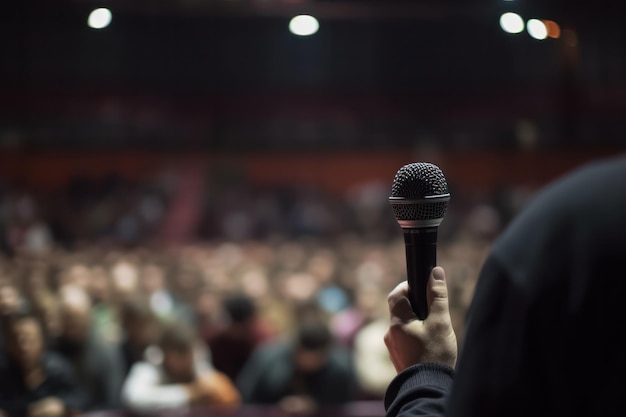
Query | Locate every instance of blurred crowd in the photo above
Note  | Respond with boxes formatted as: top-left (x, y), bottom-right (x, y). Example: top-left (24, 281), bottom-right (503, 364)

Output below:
top-left (0, 173), bottom-right (535, 416)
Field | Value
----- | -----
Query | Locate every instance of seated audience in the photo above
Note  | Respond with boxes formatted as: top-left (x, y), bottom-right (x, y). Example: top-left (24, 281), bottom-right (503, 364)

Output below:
top-left (119, 299), bottom-right (161, 376)
top-left (122, 323), bottom-right (240, 412)
top-left (139, 263), bottom-right (193, 324)
top-left (208, 293), bottom-right (274, 382)
top-left (0, 313), bottom-right (84, 417)
top-left (30, 292), bottom-right (62, 350)
top-left (54, 286), bottom-right (123, 411)
top-left (237, 318), bottom-right (356, 412)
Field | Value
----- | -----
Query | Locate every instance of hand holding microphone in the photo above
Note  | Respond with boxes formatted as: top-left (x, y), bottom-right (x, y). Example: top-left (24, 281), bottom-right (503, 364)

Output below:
top-left (389, 162), bottom-right (450, 320)
top-left (384, 162), bottom-right (457, 373)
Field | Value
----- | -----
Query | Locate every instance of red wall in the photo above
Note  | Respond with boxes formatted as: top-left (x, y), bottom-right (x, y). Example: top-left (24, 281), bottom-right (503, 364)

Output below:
top-left (1, 148), bottom-right (623, 194)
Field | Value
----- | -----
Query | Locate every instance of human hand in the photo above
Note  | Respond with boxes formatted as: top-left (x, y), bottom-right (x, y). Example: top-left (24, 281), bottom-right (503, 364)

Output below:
top-left (27, 397), bottom-right (66, 417)
top-left (384, 266), bottom-right (457, 372)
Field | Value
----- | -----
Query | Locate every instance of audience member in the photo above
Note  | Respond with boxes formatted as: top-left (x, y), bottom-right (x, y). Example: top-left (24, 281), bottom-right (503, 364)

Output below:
top-left (86, 266), bottom-right (120, 344)
top-left (237, 318), bottom-right (356, 412)
top-left (118, 299), bottom-right (161, 376)
top-left (121, 324), bottom-right (239, 413)
top-left (139, 263), bottom-right (193, 324)
top-left (208, 293), bottom-right (275, 382)
top-left (0, 313), bottom-right (84, 417)
top-left (29, 292), bottom-right (62, 350)
top-left (352, 301), bottom-right (396, 400)
top-left (54, 286), bottom-right (123, 411)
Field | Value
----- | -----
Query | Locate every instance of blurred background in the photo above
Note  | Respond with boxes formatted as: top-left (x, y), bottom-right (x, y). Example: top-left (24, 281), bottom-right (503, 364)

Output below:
top-left (0, 0), bottom-right (624, 415)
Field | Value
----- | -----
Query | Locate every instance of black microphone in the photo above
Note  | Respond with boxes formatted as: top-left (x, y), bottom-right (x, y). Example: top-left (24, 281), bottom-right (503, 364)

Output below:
top-left (389, 162), bottom-right (450, 320)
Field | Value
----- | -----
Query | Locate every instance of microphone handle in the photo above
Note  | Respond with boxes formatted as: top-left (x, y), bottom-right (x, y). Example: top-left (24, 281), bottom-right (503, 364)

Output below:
top-left (403, 226), bottom-right (438, 320)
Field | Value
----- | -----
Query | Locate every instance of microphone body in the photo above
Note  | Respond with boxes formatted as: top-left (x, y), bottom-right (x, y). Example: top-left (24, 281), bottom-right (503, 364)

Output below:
top-left (389, 163), bottom-right (450, 320)
top-left (403, 226), bottom-right (438, 320)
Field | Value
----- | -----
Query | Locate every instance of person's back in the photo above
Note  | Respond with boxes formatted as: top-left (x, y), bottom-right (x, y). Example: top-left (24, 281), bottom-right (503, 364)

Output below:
top-left (384, 155), bottom-right (626, 417)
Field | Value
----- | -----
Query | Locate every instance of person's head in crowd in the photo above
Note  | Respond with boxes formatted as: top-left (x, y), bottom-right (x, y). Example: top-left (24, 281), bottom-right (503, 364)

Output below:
top-left (223, 293), bottom-right (256, 327)
top-left (171, 264), bottom-right (202, 303)
top-left (279, 271), bottom-right (319, 303)
top-left (238, 268), bottom-right (270, 303)
top-left (159, 324), bottom-right (198, 383)
top-left (194, 286), bottom-right (220, 321)
top-left (110, 260), bottom-right (139, 302)
top-left (354, 283), bottom-right (387, 321)
top-left (293, 319), bottom-right (333, 374)
top-left (31, 291), bottom-right (63, 346)
top-left (58, 286), bottom-right (92, 345)
top-left (22, 262), bottom-right (50, 298)
top-left (0, 280), bottom-right (24, 317)
top-left (3, 312), bottom-right (46, 370)
top-left (306, 250), bottom-right (337, 286)
top-left (63, 263), bottom-right (91, 290)
top-left (141, 263), bottom-right (167, 294)
top-left (87, 265), bottom-right (113, 305)
top-left (293, 299), bottom-right (326, 324)
top-left (120, 299), bottom-right (160, 350)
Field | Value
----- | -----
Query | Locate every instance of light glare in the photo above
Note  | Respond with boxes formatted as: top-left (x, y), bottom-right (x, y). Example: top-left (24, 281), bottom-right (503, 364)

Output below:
top-left (543, 20), bottom-right (561, 39)
top-left (527, 19), bottom-right (548, 40)
top-left (289, 15), bottom-right (319, 36)
top-left (499, 12), bottom-right (524, 34)
top-left (88, 8), bottom-right (112, 29)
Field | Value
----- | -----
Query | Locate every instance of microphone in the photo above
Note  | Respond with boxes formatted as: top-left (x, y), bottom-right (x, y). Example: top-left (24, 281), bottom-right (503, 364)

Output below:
top-left (389, 162), bottom-right (450, 320)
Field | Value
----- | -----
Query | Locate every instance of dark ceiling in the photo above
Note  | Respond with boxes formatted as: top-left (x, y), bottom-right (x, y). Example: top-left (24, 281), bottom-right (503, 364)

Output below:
top-left (0, 0), bottom-right (624, 150)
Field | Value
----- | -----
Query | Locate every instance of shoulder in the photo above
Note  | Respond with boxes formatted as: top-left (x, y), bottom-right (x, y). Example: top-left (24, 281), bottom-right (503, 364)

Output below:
top-left (491, 156), bottom-right (626, 279)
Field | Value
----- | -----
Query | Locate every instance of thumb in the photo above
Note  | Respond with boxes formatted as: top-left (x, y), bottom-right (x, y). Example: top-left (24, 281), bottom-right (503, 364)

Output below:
top-left (426, 266), bottom-right (451, 319)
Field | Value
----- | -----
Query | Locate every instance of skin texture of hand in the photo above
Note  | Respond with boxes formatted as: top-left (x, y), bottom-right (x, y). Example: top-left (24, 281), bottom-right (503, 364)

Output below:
top-left (27, 397), bottom-right (66, 417)
top-left (384, 266), bottom-right (458, 372)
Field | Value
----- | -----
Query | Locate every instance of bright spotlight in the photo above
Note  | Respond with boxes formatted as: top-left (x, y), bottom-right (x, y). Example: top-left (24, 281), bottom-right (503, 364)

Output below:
top-left (289, 15), bottom-right (319, 36)
top-left (499, 12), bottom-right (524, 34)
top-left (88, 8), bottom-right (112, 29)
top-left (543, 20), bottom-right (561, 39)
top-left (527, 19), bottom-right (547, 40)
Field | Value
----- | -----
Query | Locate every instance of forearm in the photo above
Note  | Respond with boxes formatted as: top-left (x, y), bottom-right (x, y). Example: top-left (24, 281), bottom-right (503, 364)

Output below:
top-left (385, 363), bottom-right (454, 417)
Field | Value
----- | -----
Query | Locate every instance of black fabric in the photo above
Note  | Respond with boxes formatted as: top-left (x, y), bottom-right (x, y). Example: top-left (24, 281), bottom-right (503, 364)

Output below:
top-left (0, 352), bottom-right (84, 417)
top-left (385, 363), bottom-right (454, 417)
top-left (384, 155), bottom-right (626, 417)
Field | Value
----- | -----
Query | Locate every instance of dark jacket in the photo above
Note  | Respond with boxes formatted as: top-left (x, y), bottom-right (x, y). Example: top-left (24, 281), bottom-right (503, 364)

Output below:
top-left (0, 352), bottom-right (84, 417)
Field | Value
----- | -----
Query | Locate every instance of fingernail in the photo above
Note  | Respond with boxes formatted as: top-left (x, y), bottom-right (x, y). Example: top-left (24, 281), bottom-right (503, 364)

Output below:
top-left (433, 267), bottom-right (444, 281)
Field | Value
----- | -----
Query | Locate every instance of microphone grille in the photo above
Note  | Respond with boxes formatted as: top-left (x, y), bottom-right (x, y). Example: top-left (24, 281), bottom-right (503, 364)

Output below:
top-left (391, 163), bottom-right (448, 199)
top-left (390, 162), bottom-right (450, 224)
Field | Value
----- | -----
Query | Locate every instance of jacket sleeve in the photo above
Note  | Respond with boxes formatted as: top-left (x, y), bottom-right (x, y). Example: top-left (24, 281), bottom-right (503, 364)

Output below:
top-left (384, 363), bottom-right (454, 417)
top-left (385, 254), bottom-right (527, 417)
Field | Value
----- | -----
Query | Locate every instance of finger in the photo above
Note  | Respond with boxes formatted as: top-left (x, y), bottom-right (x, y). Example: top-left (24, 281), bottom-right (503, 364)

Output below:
top-left (426, 266), bottom-right (451, 319)
top-left (388, 281), bottom-right (418, 323)
top-left (383, 330), bottom-right (401, 371)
